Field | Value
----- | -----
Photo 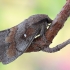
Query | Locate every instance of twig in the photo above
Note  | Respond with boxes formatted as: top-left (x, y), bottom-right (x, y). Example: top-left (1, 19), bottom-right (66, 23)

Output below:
top-left (42, 39), bottom-right (70, 53)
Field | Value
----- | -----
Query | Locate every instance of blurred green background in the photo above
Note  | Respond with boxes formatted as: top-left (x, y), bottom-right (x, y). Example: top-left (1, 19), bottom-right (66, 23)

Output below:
top-left (0, 0), bottom-right (70, 70)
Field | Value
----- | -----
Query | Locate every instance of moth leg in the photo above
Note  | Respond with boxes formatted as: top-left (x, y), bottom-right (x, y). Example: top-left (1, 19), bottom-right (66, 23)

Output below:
top-left (40, 22), bottom-right (48, 43)
top-left (40, 26), bottom-right (45, 36)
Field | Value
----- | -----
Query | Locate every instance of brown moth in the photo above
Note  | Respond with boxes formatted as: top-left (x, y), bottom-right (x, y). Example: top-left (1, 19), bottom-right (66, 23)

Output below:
top-left (0, 14), bottom-right (52, 64)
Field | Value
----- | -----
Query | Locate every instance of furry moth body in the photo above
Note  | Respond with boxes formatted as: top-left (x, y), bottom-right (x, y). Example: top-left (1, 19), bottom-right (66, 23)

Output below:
top-left (0, 14), bottom-right (52, 64)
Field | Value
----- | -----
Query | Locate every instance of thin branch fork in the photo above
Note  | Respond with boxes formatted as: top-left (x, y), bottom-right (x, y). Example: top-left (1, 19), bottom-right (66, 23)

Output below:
top-left (26, 0), bottom-right (70, 52)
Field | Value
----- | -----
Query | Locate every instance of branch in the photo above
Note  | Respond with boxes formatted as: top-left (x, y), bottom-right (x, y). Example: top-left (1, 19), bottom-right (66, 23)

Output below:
top-left (26, 0), bottom-right (70, 52)
top-left (42, 39), bottom-right (70, 53)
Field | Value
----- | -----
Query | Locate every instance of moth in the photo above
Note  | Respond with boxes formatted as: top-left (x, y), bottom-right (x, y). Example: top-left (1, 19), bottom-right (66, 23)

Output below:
top-left (0, 14), bottom-right (52, 64)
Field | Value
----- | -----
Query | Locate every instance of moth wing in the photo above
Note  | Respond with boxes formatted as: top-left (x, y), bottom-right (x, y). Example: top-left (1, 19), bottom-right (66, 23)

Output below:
top-left (0, 27), bottom-right (40, 64)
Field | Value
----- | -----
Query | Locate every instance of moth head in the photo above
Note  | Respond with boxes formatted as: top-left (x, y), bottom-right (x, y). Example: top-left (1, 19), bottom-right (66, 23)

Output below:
top-left (46, 15), bottom-right (53, 23)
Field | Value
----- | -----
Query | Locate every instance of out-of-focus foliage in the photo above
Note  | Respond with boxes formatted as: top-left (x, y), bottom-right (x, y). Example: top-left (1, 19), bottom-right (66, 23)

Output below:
top-left (1, 0), bottom-right (70, 70)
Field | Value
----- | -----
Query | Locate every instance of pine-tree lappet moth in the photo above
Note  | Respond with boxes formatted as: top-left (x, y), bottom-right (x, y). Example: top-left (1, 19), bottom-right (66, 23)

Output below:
top-left (0, 14), bottom-right (52, 64)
